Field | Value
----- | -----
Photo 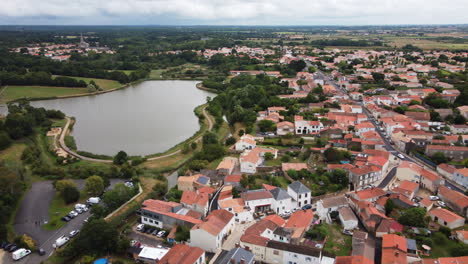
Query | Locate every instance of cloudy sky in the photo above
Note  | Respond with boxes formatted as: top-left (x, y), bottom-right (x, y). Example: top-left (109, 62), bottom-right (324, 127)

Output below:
top-left (1, 0), bottom-right (467, 25)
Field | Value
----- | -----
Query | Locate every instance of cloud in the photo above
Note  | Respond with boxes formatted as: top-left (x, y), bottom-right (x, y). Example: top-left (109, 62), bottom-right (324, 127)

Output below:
top-left (0, 0), bottom-right (467, 25)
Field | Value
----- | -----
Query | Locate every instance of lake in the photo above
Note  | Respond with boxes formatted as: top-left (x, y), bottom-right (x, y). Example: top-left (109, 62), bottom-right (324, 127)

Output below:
top-left (29, 80), bottom-right (215, 156)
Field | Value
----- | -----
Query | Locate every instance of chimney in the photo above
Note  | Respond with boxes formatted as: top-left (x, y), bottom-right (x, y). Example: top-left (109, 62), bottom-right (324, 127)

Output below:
top-left (230, 259), bottom-right (235, 264)
top-left (240, 258), bottom-right (246, 264)
top-left (235, 243), bottom-right (240, 248)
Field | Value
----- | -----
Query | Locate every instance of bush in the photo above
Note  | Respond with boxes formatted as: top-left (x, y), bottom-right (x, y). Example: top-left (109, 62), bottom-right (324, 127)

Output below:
top-left (225, 136), bottom-right (236, 146)
top-left (63, 185), bottom-right (80, 204)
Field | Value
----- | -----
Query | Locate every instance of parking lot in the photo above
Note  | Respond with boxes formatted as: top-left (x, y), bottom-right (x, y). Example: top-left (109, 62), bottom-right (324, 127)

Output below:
top-left (1, 179), bottom-right (123, 264)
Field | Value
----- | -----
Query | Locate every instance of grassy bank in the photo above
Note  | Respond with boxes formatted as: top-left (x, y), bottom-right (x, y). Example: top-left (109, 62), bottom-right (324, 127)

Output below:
top-left (0, 86), bottom-right (88, 103)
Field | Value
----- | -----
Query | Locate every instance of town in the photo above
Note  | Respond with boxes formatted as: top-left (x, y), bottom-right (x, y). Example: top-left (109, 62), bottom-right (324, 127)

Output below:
top-left (0, 24), bottom-right (467, 264)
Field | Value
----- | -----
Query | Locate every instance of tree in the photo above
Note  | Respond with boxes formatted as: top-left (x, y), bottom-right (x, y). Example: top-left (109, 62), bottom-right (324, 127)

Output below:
top-left (63, 185), bottom-right (80, 204)
top-left (257, 120), bottom-right (277, 132)
top-left (398, 208), bottom-right (427, 227)
top-left (113, 151), bottom-right (128, 165)
top-left (431, 152), bottom-right (448, 164)
top-left (59, 219), bottom-right (121, 258)
top-left (324, 147), bottom-right (347, 162)
top-left (225, 137), bottom-right (236, 145)
top-left (190, 142), bottom-right (197, 150)
top-left (202, 132), bottom-right (218, 145)
top-left (85, 175), bottom-right (104, 196)
top-left (264, 152), bottom-right (274, 160)
top-left (54, 179), bottom-right (77, 194)
top-left (371, 72), bottom-right (385, 82)
top-left (0, 132), bottom-right (12, 150)
top-left (238, 129), bottom-right (245, 137)
top-left (385, 199), bottom-right (395, 216)
top-left (102, 183), bottom-right (135, 211)
top-left (181, 144), bottom-right (190, 154)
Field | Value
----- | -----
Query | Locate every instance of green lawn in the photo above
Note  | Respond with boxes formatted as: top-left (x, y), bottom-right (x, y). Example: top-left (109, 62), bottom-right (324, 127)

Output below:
top-left (63, 76), bottom-right (121, 91)
top-left (43, 193), bottom-right (74, 230)
top-left (324, 224), bottom-right (352, 256)
top-left (1, 86), bottom-right (88, 103)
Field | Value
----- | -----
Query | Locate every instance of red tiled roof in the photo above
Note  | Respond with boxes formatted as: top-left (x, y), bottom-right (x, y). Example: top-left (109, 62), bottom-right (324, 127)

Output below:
top-left (191, 209), bottom-right (233, 236)
top-left (241, 190), bottom-right (273, 201)
top-left (224, 174), bottom-right (242, 183)
top-left (158, 244), bottom-right (204, 264)
top-left (438, 256), bottom-right (468, 264)
top-left (430, 208), bottom-right (464, 224)
top-left (438, 186), bottom-right (468, 209)
top-left (263, 214), bottom-right (286, 227)
top-left (284, 209), bottom-right (314, 229)
top-left (353, 188), bottom-right (386, 201)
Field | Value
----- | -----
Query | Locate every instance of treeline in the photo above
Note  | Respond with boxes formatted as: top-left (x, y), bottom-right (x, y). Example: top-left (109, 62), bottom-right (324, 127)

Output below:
top-left (310, 38), bottom-right (383, 47)
top-left (0, 71), bottom-right (87, 87)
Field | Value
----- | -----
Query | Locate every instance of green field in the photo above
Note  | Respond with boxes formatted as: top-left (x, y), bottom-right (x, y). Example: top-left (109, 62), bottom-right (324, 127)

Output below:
top-left (63, 76), bottom-right (121, 90)
top-left (0, 86), bottom-right (88, 103)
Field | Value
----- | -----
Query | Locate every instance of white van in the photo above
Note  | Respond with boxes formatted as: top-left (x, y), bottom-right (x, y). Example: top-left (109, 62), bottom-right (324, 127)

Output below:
top-left (12, 248), bottom-right (31, 260)
top-left (53, 236), bottom-right (70, 248)
top-left (75, 203), bottom-right (86, 210)
top-left (87, 197), bottom-right (101, 204)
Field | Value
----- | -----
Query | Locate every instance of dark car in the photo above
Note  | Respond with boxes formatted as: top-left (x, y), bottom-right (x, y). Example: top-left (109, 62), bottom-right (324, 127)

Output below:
top-left (62, 216), bottom-right (71, 222)
top-left (302, 204), bottom-right (312, 210)
top-left (8, 244), bottom-right (18, 252)
top-left (151, 229), bottom-right (159, 236)
top-left (0, 241), bottom-right (8, 249)
top-left (145, 228), bottom-right (153, 234)
top-left (3, 243), bottom-right (12, 250)
top-left (38, 248), bottom-right (46, 256)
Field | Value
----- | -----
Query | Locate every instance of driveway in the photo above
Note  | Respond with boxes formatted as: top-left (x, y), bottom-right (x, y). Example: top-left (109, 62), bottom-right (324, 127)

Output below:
top-left (2, 179), bottom-right (123, 264)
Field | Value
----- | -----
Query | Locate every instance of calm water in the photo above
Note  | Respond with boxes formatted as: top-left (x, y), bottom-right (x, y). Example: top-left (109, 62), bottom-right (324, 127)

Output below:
top-left (29, 80), bottom-right (214, 156)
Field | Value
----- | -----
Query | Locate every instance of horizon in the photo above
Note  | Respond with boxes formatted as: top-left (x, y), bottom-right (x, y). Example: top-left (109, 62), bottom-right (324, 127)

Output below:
top-left (1, 0), bottom-right (467, 26)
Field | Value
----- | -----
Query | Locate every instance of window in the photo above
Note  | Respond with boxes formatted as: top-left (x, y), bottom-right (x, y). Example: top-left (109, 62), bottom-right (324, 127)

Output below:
top-left (306, 257), bottom-right (312, 262)
top-left (149, 219), bottom-right (153, 223)
top-left (294, 254), bottom-right (298, 258)
top-left (143, 217), bottom-right (147, 221)
top-left (273, 250), bottom-right (279, 255)
top-left (299, 194), bottom-right (302, 199)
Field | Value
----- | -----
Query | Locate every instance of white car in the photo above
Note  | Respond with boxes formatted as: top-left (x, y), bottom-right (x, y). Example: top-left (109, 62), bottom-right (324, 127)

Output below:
top-left (397, 154), bottom-right (405, 159)
top-left (75, 208), bottom-right (83, 214)
top-left (157, 231), bottom-right (166, 238)
top-left (429, 196), bottom-right (440, 201)
top-left (136, 224), bottom-right (145, 231)
top-left (283, 210), bottom-right (291, 216)
top-left (438, 201), bottom-right (447, 207)
top-left (69, 230), bottom-right (79, 237)
top-left (69, 211), bottom-right (79, 217)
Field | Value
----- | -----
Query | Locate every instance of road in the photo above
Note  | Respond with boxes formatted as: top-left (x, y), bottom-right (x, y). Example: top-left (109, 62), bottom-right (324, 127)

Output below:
top-left (209, 185), bottom-right (224, 212)
top-left (3, 179), bottom-right (123, 264)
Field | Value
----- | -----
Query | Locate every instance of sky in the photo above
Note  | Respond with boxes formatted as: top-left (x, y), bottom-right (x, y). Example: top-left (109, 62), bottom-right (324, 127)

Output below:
top-left (1, 0), bottom-right (467, 25)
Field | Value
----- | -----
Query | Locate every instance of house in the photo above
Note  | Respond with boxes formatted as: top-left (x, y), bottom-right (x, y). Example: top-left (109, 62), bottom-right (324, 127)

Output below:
top-left (217, 157), bottom-right (239, 176)
top-left (429, 208), bottom-right (465, 229)
top-left (178, 174), bottom-right (211, 192)
top-left (315, 195), bottom-right (349, 223)
top-left (355, 122), bottom-right (376, 136)
top-left (240, 147), bottom-right (278, 174)
top-left (456, 230), bottom-right (468, 245)
top-left (449, 124), bottom-right (468, 134)
top-left (140, 199), bottom-right (202, 229)
top-left (396, 161), bottom-right (444, 193)
top-left (180, 188), bottom-right (214, 217)
top-left (349, 188), bottom-right (386, 203)
top-left (425, 145), bottom-right (468, 161)
top-left (218, 198), bottom-right (253, 223)
top-left (241, 189), bottom-right (274, 213)
top-left (136, 246), bottom-right (169, 263)
top-left (437, 163), bottom-right (457, 179)
top-left (276, 121), bottom-right (295, 136)
top-left (158, 244), bottom-right (205, 264)
top-left (190, 209), bottom-right (235, 253)
top-left (350, 231), bottom-right (375, 264)
top-left (287, 181), bottom-right (312, 208)
top-left (235, 134), bottom-right (257, 151)
top-left (224, 175), bottom-right (242, 188)
top-left (458, 105), bottom-right (468, 119)
top-left (269, 187), bottom-right (293, 215)
top-left (294, 115), bottom-right (324, 134)
top-left (438, 186), bottom-right (468, 217)
top-left (376, 219), bottom-right (403, 238)
top-left (265, 240), bottom-right (322, 264)
top-left (392, 180), bottom-right (419, 199)
top-left (214, 247), bottom-right (255, 264)
top-left (284, 209), bottom-right (314, 230)
top-left (453, 168), bottom-right (468, 189)
top-left (339, 207), bottom-right (359, 230)
top-left (349, 166), bottom-right (382, 190)
top-left (381, 234), bottom-right (407, 264)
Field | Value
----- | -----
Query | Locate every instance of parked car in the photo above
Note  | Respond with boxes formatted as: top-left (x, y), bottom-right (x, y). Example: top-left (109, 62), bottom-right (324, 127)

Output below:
top-left (157, 231), bottom-right (166, 238)
top-left (4, 244), bottom-right (16, 252)
top-left (152, 229), bottom-right (159, 236)
top-left (68, 211), bottom-right (78, 218)
top-left (136, 224), bottom-right (145, 232)
top-left (429, 196), bottom-right (440, 201)
top-left (38, 248), bottom-right (46, 256)
top-left (397, 154), bottom-right (405, 159)
top-left (12, 248), bottom-right (31, 260)
top-left (75, 208), bottom-right (83, 214)
top-left (7, 245), bottom-right (18, 252)
top-left (342, 230), bottom-right (354, 236)
top-left (283, 210), bottom-right (291, 216)
top-left (84, 217), bottom-right (90, 223)
top-left (53, 236), bottom-right (69, 248)
top-left (1, 241), bottom-right (9, 249)
top-left (438, 201), bottom-right (447, 207)
top-left (61, 216), bottom-right (71, 222)
top-left (75, 203), bottom-right (86, 210)
top-left (302, 204), bottom-right (312, 210)
top-left (69, 230), bottom-right (79, 238)
top-left (87, 197), bottom-right (101, 204)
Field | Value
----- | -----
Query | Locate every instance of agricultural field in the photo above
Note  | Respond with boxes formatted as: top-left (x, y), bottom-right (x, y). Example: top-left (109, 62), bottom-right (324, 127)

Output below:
top-left (0, 85), bottom-right (88, 103)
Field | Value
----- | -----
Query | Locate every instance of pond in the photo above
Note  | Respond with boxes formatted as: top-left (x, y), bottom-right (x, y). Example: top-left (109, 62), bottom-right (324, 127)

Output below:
top-left (29, 80), bottom-right (215, 156)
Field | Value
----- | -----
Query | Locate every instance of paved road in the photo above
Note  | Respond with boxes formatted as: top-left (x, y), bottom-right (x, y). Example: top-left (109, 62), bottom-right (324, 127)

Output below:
top-left (378, 167), bottom-right (397, 189)
top-left (209, 185), bottom-right (224, 212)
top-left (3, 179), bottom-right (123, 264)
